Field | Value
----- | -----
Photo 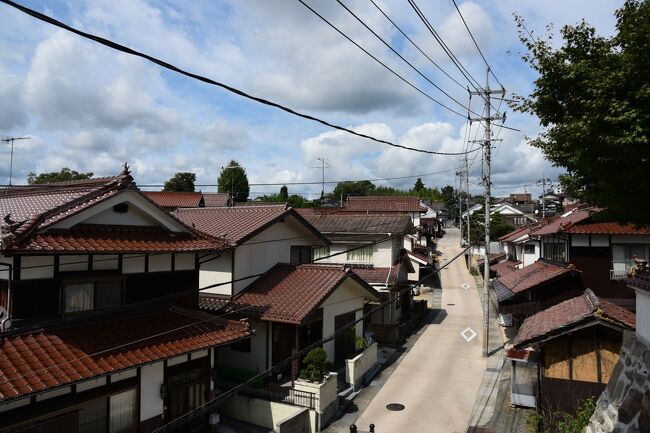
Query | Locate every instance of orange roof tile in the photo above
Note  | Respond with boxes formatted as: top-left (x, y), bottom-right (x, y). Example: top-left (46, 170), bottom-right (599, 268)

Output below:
top-left (342, 196), bottom-right (426, 213)
top-left (143, 191), bottom-right (203, 208)
top-left (0, 309), bottom-right (250, 402)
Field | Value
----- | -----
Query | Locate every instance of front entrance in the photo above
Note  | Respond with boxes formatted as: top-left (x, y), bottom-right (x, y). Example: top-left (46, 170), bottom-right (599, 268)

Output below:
top-left (334, 311), bottom-right (357, 367)
top-left (272, 323), bottom-right (296, 380)
top-left (165, 358), bottom-right (209, 431)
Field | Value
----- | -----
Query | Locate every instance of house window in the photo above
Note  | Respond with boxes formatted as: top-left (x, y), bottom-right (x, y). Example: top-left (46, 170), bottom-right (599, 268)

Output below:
top-left (524, 244), bottom-right (535, 254)
top-left (312, 245), bottom-right (330, 261)
top-left (231, 338), bottom-right (252, 352)
top-left (544, 243), bottom-right (566, 262)
top-left (78, 388), bottom-right (136, 433)
top-left (63, 279), bottom-right (124, 314)
top-left (290, 246), bottom-right (312, 265)
top-left (347, 245), bottom-right (373, 262)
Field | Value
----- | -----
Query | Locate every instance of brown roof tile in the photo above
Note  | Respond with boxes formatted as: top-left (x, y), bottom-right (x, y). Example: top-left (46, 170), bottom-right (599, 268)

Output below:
top-left (490, 259), bottom-right (521, 277)
top-left (143, 191), bottom-right (203, 208)
top-left (301, 214), bottom-right (414, 235)
top-left (0, 309), bottom-right (250, 402)
top-left (7, 224), bottom-right (227, 253)
top-left (342, 196), bottom-right (426, 213)
top-left (493, 260), bottom-right (581, 302)
top-left (563, 222), bottom-right (650, 235)
top-left (229, 264), bottom-right (379, 324)
top-left (529, 209), bottom-right (593, 236)
top-left (513, 289), bottom-right (635, 348)
top-left (174, 207), bottom-right (322, 245)
top-left (352, 265), bottom-right (402, 285)
top-left (202, 193), bottom-right (230, 207)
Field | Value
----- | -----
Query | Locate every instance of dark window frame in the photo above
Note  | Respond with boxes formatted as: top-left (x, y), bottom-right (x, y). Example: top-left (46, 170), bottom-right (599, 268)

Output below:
top-left (60, 275), bottom-right (126, 316)
top-left (231, 338), bottom-right (252, 353)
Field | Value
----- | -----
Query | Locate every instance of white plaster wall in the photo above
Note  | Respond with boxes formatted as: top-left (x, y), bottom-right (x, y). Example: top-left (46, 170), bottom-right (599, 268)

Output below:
top-left (175, 253), bottom-right (195, 271)
top-left (149, 254), bottom-right (172, 273)
top-left (76, 377), bottom-right (107, 393)
top-left (321, 279), bottom-right (368, 362)
top-left (122, 254), bottom-right (145, 274)
top-left (83, 203), bottom-right (161, 227)
top-left (21, 256), bottom-right (54, 280)
top-left (218, 395), bottom-right (307, 431)
top-left (200, 251), bottom-right (232, 295)
top-left (522, 243), bottom-right (540, 267)
top-left (0, 255), bottom-right (13, 280)
top-left (316, 244), bottom-right (346, 264)
top-left (233, 216), bottom-right (323, 295)
top-left (637, 290), bottom-right (650, 344)
top-left (93, 254), bottom-right (118, 271)
top-left (140, 362), bottom-right (164, 421)
top-left (592, 235), bottom-right (610, 247)
top-left (612, 235), bottom-right (650, 244)
top-left (372, 239), bottom-right (393, 268)
top-left (217, 321), bottom-right (267, 372)
top-left (408, 261), bottom-right (420, 282)
top-left (59, 254), bottom-right (89, 272)
top-left (571, 234), bottom-right (590, 247)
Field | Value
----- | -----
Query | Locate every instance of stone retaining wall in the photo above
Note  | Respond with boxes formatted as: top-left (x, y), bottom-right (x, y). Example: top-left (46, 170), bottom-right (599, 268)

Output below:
top-left (586, 331), bottom-right (650, 433)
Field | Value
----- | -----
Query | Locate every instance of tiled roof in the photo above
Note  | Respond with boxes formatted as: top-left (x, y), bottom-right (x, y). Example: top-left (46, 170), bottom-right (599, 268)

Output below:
top-left (529, 209), bottom-right (593, 236)
top-left (477, 253), bottom-right (507, 266)
top-left (0, 308), bottom-right (250, 402)
top-left (174, 207), bottom-right (323, 245)
top-left (626, 271), bottom-right (650, 292)
top-left (493, 260), bottom-right (581, 302)
top-left (407, 251), bottom-right (433, 265)
top-left (203, 193), bottom-right (230, 207)
top-left (352, 265), bottom-right (401, 285)
top-left (563, 222), bottom-right (650, 235)
top-left (513, 289), bottom-right (635, 348)
top-left (143, 191), bottom-right (203, 208)
top-left (342, 196), bottom-right (427, 213)
top-left (490, 259), bottom-right (521, 277)
top-left (301, 214), bottom-right (414, 235)
top-left (230, 264), bottom-right (379, 324)
top-left (199, 294), bottom-right (232, 311)
top-left (7, 224), bottom-right (227, 253)
top-left (498, 225), bottom-right (530, 242)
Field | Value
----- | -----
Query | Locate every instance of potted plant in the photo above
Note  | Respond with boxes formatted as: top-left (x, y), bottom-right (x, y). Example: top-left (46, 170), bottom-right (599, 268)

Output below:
top-left (299, 348), bottom-right (333, 382)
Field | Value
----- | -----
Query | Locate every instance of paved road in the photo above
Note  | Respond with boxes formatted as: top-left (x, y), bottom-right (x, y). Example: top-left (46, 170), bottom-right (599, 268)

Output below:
top-left (354, 228), bottom-right (487, 433)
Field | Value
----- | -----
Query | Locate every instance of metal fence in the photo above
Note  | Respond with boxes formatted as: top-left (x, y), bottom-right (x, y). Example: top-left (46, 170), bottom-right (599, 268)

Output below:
top-left (215, 378), bottom-right (318, 410)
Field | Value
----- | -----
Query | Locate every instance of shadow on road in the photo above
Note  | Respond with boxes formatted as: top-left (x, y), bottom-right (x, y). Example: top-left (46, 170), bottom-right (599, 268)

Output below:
top-left (430, 309), bottom-right (447, 324)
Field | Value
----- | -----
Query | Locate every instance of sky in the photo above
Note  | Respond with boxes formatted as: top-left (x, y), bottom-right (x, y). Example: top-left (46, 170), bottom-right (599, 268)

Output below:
top-left (0, 0), bottom-right (624, 199)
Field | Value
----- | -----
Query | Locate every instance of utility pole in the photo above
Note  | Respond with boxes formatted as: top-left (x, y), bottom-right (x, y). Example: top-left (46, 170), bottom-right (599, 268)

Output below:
top-left (469, 68), bottom-right (505, 358)
top-left (457, 172), bottom-right (463, 247)
top-left (465, 151), bottom-right (471, 248)
top-left (1, 136), bottom-right (31, 186)
top-left (311, 157), bottom-right (330, 198)
top-left (537, 175), bottom-right (551, 218)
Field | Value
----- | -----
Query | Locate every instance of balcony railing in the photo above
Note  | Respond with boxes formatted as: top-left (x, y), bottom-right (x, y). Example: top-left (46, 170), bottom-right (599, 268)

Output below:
top-left (214, 377), bottom-right (318, 410)
top-left (610, 259), bottom-right (636, 280)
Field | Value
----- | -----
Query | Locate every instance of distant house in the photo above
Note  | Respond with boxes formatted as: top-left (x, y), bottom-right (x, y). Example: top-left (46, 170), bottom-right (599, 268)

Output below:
top-left (143, 190), bottom-right (205, 211)
top-left (0, 170), bottom-right (251, 432)
top-left (507, 289), bottom-right (635, 413)
top-left (498, 222), bottom-right (542, 270)
top-left (340, 196), bottom-right (427, 227)
top-left (528, 208), bottom-right (650, 310)
top-left (493, 260), bottom-right (584, 327)
top-left (298, 212), bottom-right (423, 344)
top-left (202, 192), bottom-right (230, 207)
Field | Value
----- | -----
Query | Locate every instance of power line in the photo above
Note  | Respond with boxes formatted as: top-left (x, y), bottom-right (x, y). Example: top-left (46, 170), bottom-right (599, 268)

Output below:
top-left (368, 0), bottom-right (466, 90)
top-left (296, 0), bottom-right (468, 118)
top-left (334, 0), bottom-right (477, 116)
top-left (0, 0), bottom-right (476, 157)
top-left (449, 0), bottom-right (503, 89)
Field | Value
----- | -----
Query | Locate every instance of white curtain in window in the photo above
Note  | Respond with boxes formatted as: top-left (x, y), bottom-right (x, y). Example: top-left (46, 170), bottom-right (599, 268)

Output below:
top-left (312, 245), bottom-right (330, 260)
top-left (109, 389), bottom-right (136, 433)
top-left (347, 245), bottom-right (373, 262)
top-left (64, 283), bottom-right (93, 313)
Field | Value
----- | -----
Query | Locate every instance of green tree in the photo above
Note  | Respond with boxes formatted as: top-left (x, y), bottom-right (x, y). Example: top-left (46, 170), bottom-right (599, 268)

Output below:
top-left (162, 172), bottom-right (196, 192)
top-left (217, 160), bottom-right (250, 202)
top-left (330, 180), bottom-right (376, 200)
top-left (279, 185), bottom-right (288, 200)
top-left (414, 178), bottom-right (425, 193)
top-left (513, 1), bottom-right (650, 225)
top-left (468, 211), bottom-right (515, 241)
top-left (27, 167), bottom-right (93, 184)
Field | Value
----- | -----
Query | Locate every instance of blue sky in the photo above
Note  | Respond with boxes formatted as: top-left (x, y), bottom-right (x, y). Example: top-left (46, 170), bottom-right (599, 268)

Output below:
top-left (0, 0), bottom-right (623, 198)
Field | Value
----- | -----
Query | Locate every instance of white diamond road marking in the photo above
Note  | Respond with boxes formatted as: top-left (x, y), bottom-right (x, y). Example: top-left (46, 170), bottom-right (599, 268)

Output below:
top-left (461, 327), bottom-right (477, 342)
top-left (460, 283), bottom-right (470, 290)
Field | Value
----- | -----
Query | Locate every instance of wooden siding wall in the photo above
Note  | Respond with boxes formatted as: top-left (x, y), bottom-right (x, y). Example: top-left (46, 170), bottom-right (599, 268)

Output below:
top-left (570, 246), bottom-right (634, 300)
top-left (540, 326), bottom-right (623, 414)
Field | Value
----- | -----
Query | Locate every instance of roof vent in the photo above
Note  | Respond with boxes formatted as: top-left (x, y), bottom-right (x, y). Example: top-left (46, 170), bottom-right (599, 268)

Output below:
top-left (113, 203), bottom-right (128, 213)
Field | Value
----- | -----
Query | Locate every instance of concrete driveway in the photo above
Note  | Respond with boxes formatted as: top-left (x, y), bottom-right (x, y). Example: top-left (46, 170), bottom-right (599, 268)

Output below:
top-left (354, 228), bottom-right (487, 433)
